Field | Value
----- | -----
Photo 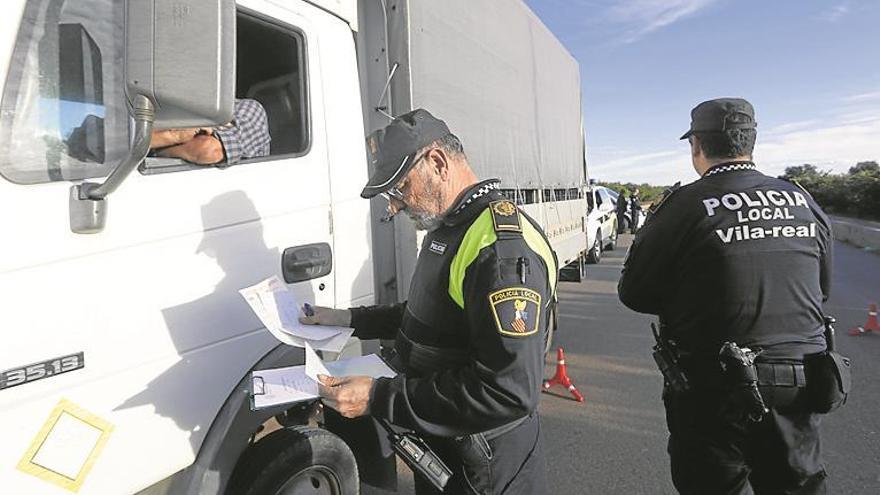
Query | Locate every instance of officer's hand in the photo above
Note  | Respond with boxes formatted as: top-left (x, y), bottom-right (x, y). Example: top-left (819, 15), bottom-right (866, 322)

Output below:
top-left (299, 306), bottom-right (352, 327)
top-left (317, 374), bottom-right (373, 418)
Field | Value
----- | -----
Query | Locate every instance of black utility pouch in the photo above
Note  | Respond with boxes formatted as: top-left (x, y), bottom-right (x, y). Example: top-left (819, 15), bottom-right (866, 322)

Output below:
top-left (805, 351), bottom-right (851, 413)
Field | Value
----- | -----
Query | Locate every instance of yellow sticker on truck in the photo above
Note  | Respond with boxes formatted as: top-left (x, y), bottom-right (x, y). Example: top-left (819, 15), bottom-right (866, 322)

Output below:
top-left (17, 399), bottom-right (114, 492)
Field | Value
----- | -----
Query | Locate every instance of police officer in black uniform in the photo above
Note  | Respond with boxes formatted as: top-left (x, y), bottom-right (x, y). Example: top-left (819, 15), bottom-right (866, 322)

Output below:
top-left (629, 188), bottom-right (642, 234)
top-left (618, 98), bottom-right (833, 494)
top-left (303, 109), bottom-right (557, 494)
top-left (615, 188), bottom-right (628, 234)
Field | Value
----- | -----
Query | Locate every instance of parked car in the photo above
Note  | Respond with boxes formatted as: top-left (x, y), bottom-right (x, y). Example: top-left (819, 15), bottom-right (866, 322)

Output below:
top-left (585, 185), bottom-right (620, 263)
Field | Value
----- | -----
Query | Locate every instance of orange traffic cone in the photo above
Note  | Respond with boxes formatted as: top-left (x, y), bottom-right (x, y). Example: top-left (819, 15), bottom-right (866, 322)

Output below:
top-left (849, 304), bottom-right (880, 336)
top-left (542, 347), bottom-right (585, 402)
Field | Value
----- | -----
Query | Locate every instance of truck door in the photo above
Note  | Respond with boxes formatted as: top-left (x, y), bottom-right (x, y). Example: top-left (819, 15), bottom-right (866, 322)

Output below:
top-left (0, 0), bottom-right (339, 492)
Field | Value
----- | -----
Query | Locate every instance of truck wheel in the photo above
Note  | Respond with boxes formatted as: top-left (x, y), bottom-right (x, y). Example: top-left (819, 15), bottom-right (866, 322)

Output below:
top-left (605, 224), bottom-right (618, 251)
top-left (227, 426), bottom-right (358, 495)
top-left (578, 251), bottom-right (588, 280)
top-left (586, 230), bottom-right (602, 264)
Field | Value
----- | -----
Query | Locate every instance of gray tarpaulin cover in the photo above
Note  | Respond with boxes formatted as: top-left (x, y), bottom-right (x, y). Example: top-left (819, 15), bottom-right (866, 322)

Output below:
top-left (401, 0), bottom-right (584, 187)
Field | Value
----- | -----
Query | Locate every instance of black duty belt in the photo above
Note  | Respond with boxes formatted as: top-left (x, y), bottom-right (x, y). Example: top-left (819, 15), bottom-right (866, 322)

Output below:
top-left (681, 358), bottom-right (807, 389)
top-left (756, 362), bottom-right (806, 388)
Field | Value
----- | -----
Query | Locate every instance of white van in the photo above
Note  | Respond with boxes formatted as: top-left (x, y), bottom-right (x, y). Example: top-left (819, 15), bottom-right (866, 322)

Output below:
top-left (0, 0), bottom-right (588, 493)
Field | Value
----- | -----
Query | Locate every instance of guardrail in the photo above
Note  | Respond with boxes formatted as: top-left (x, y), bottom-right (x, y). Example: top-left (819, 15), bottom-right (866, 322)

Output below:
top-left (831, 216), bottom-right (880, 251)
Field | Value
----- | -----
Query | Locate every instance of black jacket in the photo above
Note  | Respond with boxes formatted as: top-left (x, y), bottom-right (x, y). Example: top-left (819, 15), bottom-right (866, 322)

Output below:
top-left (618, 162), bottom-right (833, 360)
top-left (352, 180), bottom-right (557, 437)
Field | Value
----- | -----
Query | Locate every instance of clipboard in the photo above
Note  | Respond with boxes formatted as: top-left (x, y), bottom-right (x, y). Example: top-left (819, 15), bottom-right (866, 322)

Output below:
top-left (249, 366), bottom-right (320, 411)
top-left (248, 354), bottom-right (397, 411)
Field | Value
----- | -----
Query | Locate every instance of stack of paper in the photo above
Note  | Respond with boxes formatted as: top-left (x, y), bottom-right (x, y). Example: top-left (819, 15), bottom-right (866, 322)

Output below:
top-left (239, 276), bottom-right (353, 353)
top-left (241, 276), bottom-right (397, 410)
top-left (251, 353), bottom-right (397, 410)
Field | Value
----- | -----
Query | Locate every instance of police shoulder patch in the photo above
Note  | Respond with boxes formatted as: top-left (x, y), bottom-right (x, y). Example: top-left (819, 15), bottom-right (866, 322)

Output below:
top-left (489, 200), bottom-right (522, 233)
top-left (647, 181), bottom-right (682, 216)
top-left (488, 287), bottom-right (541, 337)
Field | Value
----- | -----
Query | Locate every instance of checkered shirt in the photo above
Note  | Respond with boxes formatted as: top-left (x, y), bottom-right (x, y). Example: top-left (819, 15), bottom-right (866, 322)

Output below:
top-left (214, 99), bottom-right (271, 164)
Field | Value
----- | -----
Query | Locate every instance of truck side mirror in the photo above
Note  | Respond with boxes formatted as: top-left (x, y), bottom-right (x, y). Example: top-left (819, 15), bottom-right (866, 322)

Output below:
top-left (127, 0), bottom-right (236, 128)
top-left (70, 0), bottom-right (236, 234)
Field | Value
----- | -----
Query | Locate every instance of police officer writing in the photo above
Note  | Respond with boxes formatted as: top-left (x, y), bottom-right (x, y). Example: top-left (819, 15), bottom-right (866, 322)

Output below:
top-left (301, 109), bottom-right (557, 494)
top-left (619, 98), bottom-right (839, 494)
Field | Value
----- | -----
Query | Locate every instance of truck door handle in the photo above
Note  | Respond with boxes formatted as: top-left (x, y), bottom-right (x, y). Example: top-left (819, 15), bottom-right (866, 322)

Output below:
top-left (281, 243), bottom-right (332, 283)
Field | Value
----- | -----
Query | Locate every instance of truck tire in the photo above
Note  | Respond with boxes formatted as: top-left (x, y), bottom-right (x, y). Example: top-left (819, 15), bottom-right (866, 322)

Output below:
top-left (605, 224), bottom-right (618, 251)
top-left (586, 230), bottom-right (602, 264)
top-left (227, 426), bottom-right (358, 495)
top-left (578, 251), bottom-right (588, 280)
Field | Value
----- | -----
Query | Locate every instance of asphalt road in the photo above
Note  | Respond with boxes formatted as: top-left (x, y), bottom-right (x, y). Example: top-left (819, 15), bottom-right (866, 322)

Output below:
top-left (542, 235), bottom-right (880, 494)
top-left (367, 235), bottom-right (880, 493)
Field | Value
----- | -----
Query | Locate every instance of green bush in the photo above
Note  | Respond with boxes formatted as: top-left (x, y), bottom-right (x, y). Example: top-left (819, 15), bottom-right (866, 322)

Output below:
top-left (781, 161), bottom-right (880, 220)
top-left (597, 182), bottom-right (671, 203)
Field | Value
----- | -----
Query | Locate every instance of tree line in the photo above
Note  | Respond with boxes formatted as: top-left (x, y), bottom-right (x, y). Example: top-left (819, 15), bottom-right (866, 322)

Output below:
top-left (780, 161), bottom-right (880, 220)
top-left (597, 182), bottom-right (670, 203)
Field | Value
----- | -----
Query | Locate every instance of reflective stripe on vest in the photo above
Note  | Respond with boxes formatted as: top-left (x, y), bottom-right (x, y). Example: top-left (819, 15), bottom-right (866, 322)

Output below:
top-left (448, 208), bottom-right (557, 309)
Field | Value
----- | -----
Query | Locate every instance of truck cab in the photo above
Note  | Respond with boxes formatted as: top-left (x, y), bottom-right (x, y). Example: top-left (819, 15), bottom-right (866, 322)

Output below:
top-left (0, 1), bottom-right (374, 493)
top-left (0, 0), bottom-right (589, 492)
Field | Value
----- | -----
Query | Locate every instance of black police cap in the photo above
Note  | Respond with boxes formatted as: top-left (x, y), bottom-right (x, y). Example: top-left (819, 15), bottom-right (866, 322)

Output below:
top-left (680, 98), bottom-right (757, 140)
top-left (361, 108), bottom-right (451, 199)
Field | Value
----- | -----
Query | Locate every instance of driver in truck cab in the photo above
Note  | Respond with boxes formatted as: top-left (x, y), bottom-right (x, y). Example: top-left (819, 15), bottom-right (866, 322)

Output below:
top-left (149, 98), bottom-right (271, 165)
top-left (302, 109), bottom-right (557, 494)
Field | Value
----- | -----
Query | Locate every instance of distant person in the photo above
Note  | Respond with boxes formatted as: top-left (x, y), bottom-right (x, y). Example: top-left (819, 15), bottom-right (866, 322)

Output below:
top-left (629, 188), bottom-right (642, 233)
top-left (149, 98), bottom-right (271, 165)
top-left (616, 188), bottom-right (628, 233)
top-left (618, 97), bottom-right (840, 495)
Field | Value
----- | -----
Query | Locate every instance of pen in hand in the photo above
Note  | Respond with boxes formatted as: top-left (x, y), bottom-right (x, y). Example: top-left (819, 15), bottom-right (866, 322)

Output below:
top-left (302, 303), bottom-right (315, 317)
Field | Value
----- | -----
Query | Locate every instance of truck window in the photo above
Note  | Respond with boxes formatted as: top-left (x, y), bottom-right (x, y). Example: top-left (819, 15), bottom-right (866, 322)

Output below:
top-left (141, 11), bottom-right (309, 174)
top-left (0, 0), bottom-right (130, 185)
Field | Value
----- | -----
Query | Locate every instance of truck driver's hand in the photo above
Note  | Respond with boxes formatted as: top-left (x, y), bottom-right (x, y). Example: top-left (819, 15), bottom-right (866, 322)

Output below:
top-left (299, 305), bottom-right (352, 327)
top-left (317, 374), bottom-right (373, 418)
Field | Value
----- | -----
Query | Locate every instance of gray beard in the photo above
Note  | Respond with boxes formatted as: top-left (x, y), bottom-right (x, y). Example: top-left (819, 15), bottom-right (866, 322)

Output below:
top-left (406, 208), bottom-right (443, 231)
top-left (405, 174), bottom-right (444, 231)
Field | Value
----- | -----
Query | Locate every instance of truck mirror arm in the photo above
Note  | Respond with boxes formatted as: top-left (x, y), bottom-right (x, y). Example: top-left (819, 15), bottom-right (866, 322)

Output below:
top-left (69, 94), bottom-right (155, 234)
top-left (375, 62), bottom-right (399, 120)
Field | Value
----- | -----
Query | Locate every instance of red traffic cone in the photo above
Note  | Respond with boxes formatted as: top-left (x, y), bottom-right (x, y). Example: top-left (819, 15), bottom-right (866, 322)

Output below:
top-left (849, 304), bottom-right (880, 336)
top-left (542, 347), bottom-right (585, 402)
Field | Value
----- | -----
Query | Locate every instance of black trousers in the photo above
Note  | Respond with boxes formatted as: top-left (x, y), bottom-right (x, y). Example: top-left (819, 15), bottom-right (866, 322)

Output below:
top-left (664, 387), bottom-right (827, 495)
top-left (415, 413), bottom-right (546, 495)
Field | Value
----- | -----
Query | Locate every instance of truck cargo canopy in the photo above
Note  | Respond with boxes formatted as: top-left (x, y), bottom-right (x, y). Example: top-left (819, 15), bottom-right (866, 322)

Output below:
top-left (402, 0), bottom-right (584, 188)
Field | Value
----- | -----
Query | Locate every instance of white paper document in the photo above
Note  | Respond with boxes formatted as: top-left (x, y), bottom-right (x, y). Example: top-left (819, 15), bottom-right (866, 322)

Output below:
top-left (251, 366), bottom-right (319, 410)
top-left (324, 354), bottom-right (397, 379)
top-left (251, 354), bottom-right (397, 410)
top-left (239, 275), bottom-right (352, 352)
top-left (304, 341), bottom-right (331, 381)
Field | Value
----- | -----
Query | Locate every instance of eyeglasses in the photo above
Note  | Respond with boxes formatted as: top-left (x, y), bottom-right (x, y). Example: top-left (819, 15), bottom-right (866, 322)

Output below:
top-left (382, 180), bottom-right (406, 202)
top-left (380, 150), bottom-right (429, 203)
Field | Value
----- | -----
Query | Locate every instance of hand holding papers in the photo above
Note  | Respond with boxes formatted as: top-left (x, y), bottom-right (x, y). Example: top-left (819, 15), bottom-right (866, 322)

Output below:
top-left (239, 276), bottom-right (353, 353)
top-left (242, 275), bottom-right (396, 411)
top-left (251, 352), bottom-right (396, 410)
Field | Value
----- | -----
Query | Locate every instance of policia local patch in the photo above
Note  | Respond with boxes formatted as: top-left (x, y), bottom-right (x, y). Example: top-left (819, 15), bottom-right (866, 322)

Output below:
top-left (489, 288), bottom-right (541, 337)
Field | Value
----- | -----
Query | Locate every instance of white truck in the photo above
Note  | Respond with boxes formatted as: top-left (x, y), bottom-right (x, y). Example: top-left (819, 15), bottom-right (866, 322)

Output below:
top-left (0, 0), bottom-right (589, 493)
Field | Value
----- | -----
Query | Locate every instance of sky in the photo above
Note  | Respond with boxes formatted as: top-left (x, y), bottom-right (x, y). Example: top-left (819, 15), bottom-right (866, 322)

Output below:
top-left (524, 0), bottom-right (880, 185)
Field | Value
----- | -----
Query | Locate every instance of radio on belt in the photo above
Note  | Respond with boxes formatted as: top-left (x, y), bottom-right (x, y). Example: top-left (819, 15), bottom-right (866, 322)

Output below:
top-left (377, 418), bottom-right (452, 490)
